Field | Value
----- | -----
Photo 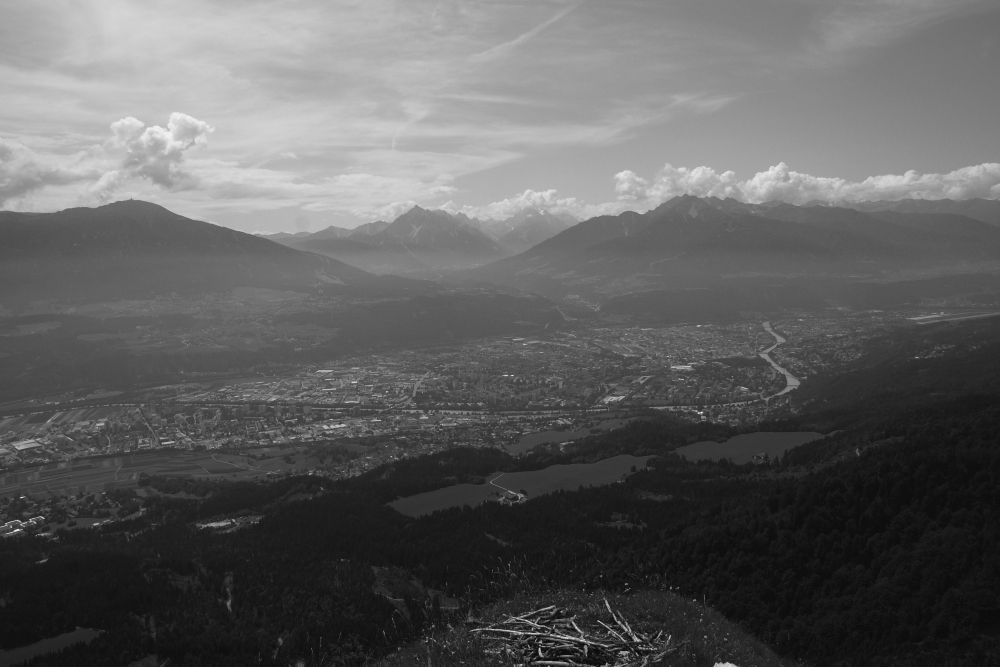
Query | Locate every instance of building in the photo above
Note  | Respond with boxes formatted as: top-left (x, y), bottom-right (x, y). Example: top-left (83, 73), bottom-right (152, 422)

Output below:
top-left (11, 440), bottom-right (44, 453)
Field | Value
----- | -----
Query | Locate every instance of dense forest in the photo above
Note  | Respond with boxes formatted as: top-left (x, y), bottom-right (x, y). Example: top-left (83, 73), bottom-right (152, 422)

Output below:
top-left (1, 320), bottom-right (999, 666)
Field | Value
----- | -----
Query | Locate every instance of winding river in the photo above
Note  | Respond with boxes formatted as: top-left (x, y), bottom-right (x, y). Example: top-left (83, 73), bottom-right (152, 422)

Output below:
top-left (759, 321), bottom-right (800, 400)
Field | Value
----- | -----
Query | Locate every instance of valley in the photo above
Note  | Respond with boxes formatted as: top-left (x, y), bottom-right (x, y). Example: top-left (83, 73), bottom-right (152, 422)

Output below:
top-left (0, 308), bottom-right (916, 481)
top-left (3, 196), bottom-right (1000, 667)
top-left (5, 1), bottom-right (1000, 663)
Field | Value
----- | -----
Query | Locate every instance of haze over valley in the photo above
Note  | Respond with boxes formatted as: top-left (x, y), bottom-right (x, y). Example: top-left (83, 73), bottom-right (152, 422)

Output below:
top-left (2, 1), bottom-right (1000, 666)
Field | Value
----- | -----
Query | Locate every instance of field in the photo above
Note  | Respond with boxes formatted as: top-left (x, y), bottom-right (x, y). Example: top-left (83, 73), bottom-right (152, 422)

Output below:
top-left (389, 454), bottom-right (652, 517)
top-left (0, 444), bottom-right (356, 500)
top-left (674, 431), bottom-right (823, 464)
top-left (506, 417), bottom-right (647, 455)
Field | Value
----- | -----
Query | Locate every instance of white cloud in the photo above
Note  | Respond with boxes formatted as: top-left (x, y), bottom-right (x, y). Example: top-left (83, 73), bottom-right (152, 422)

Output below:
top-left (454, 161), bottom-right (1000, 222)
top-left (366, 200), bottom-right (420, 221)
top-left (813, 0), bottom-right (983, 54)
top-left (440, 189), bottom-right (586, 220)
top-left (103, 112), bottom-right (214, 193)
top-left (611, 161), bottom-right (1000, 207)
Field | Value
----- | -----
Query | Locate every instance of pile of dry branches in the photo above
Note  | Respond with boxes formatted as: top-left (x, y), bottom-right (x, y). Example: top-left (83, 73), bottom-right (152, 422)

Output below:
top-left (471, 600), bottom-right (682, 666)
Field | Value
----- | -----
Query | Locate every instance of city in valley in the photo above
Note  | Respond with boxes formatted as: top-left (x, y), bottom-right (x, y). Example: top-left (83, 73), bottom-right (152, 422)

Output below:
top-left (0, 307), bottom-right (912, 535)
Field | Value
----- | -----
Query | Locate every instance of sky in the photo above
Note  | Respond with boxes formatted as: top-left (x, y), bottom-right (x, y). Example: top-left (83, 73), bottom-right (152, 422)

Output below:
top-left (1, 0), bottom-right (998, 232)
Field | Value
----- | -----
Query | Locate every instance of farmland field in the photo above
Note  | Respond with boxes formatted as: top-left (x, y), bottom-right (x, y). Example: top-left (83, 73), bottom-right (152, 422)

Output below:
top-left (389, 454), bottom-right (652, 517)
top-left (506, 417), bottom-right (647, 455)
top-left (674, 431), bottom-right (824, 464)
top-left (2, 451), bottom-right (274, 500)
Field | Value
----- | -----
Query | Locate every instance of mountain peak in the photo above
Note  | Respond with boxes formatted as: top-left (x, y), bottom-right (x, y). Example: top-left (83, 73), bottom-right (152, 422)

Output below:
top-left (651, 194), bottom-right (720, 219)
top-left (98, 199), bottom-right (174, 214)
top-left (0, 200), bottom-right (372, 301)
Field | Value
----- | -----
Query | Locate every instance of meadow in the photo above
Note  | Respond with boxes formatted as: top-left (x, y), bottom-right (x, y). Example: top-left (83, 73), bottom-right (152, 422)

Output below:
top-left (506, 417), bottom-right (646, 455)
top-left (0, 444), bottom-right (350, 500)
top-left (389, 454), bottom-right (652, 517)
top-left (674, 431), bottom-right (823, 464)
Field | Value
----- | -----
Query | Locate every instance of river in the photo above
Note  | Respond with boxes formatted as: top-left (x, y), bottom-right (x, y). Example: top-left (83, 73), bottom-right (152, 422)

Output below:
top-left (759, 321), bottom-right (800, 399)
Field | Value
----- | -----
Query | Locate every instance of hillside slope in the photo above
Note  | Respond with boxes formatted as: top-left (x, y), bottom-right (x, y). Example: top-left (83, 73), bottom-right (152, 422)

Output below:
top-left (464, 196), bottom-right (1000, 311)
top-left (0, 200), bottom-right (372, 303)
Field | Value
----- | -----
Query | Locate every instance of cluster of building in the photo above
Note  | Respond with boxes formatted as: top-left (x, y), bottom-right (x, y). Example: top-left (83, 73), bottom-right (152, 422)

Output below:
top-left (0, 314), bottom-right (902, 474)
top-left (1, 515), bottom-right (47, 539)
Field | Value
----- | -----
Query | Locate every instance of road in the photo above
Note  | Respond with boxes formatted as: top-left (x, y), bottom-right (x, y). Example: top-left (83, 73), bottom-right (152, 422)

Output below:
top-left (488, 473), bottom-right (525, 500)
top-left (758, 321), bottom-right (800, 400)
top-left (407, 371), bottom-right (432, 404)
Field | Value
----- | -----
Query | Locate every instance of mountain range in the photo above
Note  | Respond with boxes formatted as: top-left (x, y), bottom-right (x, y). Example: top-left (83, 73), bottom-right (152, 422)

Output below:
top-left (5, 196), bottom-right (999, 316)
top-left (271, 206), bottom-right (577, 276)
top-left (0, 200), bottom-right (373, 304)
top-left (462, 195), bottom-right (1000, 318)
top-left (811, 197), bottom-right (1000, 226)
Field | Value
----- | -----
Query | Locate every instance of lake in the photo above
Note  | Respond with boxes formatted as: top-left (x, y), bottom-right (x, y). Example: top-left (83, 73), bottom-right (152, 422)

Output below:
top-left (390, 454), bottom-right (652, 517)
top-left (0, 628), bottom-right (102, 667)
top-left (675, 431), bottom-right (824, 464)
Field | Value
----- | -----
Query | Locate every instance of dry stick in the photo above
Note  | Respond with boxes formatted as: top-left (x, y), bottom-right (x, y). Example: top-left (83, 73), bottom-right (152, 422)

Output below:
top-left (473, 628), bottom-right (612, 649)
top-left (596, 620), bottom-right (628, 645)
top-left (477, 603), bottom-right (679, 667)
top-left (521, 605), bottom-right (557, 619)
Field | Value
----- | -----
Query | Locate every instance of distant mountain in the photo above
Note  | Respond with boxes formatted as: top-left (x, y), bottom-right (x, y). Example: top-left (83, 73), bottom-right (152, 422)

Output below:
top-left (307, 225), bottom-right (355, 240)
top-left (496, 208), bottom-right (577, 254)
top-left (0, 200), bottom-right (373, 304)
top-left (254, 231), bottom-right (311, 240)
top-left (808, 198), bottom-right (1000, 226)
top-left (455, 213), bottom-right (508, 240)
top-left (463, 195), bottom-right (1000, 317)
top-left (380, 206), bottom-right (501, 255)
top-left (270, 208), bottom-right (578, 276)
top-left (276, 206), bottom-right (509, 277)
top-left (347, 220), bottom-right (391, 237)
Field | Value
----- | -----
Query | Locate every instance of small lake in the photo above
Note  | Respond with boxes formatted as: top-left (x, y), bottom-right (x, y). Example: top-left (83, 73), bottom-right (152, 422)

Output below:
top-left (0, 628), bottom-right (102, 667)
top-left (675, 431), bottom-right (824, 464)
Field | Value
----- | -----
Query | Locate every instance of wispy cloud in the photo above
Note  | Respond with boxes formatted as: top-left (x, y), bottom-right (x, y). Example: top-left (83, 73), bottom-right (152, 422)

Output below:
top-left (811, 0), bottom-right (984, 54)
top-left (1, 1), bottom-right (995, 228)
top-left (470, 3), bottom-right (579, 62)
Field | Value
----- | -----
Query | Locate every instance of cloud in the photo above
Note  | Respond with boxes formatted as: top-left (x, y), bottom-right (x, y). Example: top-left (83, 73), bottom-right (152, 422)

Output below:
top-left (0, 137), bottom-right (99, 207)
top-left (607, 161), bottom-right (1000, 208)
top-left (470, 4), bottom-right (578, 63)
top-left (365, 200), bottom-right (420, 221)
top-left (455, 161), bottom-right (1000, 222)
top-left (101, 112), bottom-right (214, 195)
top-left (812, 0), bottom-right (985, 54)
top-left (614, 164), bottom-right (743, 203)
top-left (668, 93), bottom-right (738, 114)
top-left (440, 189), bottom-right (585, 220)
top-left (0, 4), bottom-right (749, 222)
